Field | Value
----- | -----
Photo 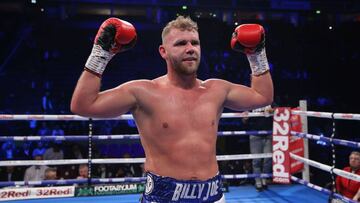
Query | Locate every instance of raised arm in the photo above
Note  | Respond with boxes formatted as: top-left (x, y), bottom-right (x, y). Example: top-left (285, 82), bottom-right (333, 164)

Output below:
top-left (71, 18), bottom-right (137, 118)
top-left (71, 72), bottom-right (137, 118)
top-left (225, 24), bottom-right (273, 111)
top-left (225, 73), bottom-right (273, 111)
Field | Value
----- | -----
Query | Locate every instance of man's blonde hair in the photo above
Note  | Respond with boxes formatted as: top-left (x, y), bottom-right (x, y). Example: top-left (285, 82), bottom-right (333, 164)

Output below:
top-left (161, 16), bottom-right (198, 43)
top-left (351, 151), bottom-right (360, 157)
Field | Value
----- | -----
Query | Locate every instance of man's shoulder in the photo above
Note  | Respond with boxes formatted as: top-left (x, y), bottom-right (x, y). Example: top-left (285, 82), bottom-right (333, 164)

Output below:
top-left (119, 79), bottom-right (156, 90)
top-left (124, 79), bottom-right (154, 85)
top-left (202, 78), bottom-right (230, 87)
top-left (201, 79), bottom-right (234, 96)
top-left (127, 75), bottom-right (168, 85)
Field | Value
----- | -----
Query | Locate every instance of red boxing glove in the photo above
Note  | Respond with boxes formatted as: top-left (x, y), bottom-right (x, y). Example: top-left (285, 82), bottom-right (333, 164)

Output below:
top-left (230, 24), bottom-right (269, 76)
top-left (85, 18), bottom-right (137, 77)
top-left (231, 24), bottom-right (265, 54)
top-left (94, 18), bottom-right (137, 54)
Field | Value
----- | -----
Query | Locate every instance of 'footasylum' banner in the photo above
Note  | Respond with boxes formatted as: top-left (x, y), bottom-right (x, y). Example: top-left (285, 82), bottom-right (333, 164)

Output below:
top-left (75, 183), bottom-right (145, 197)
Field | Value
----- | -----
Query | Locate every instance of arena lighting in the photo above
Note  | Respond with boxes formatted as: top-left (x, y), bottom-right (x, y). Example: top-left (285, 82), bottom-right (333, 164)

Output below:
top-left (31, 0), bottom-right (36, 4)
top-left (182, 5), bottom-right (187, 10)
top-left (316, 10), bottom-right (321, 14)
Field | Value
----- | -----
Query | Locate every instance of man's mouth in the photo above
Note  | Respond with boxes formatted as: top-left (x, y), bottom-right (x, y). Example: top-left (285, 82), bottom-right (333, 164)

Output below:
top-left (183, 57), bottom-right (197, 61)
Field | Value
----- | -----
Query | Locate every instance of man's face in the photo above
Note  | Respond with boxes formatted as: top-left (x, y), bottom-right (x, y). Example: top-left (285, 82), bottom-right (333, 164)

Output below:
top-left (34, 155), bottom-right (43, 160)
top-left (160, 28), bottom-right (201, 75)
top-left (79, 167), bottom-right (88, 177)
top-left (45, 171), bottom-right (57, 180)
top-left (349, 153), bottom-right (360, 170)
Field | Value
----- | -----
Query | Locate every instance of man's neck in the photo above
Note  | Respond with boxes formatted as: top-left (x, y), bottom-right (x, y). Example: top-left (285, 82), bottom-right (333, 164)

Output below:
top-left (166, 72), bottom-right (198, 89)
top-left (351, 166), bottom-right (359, 172)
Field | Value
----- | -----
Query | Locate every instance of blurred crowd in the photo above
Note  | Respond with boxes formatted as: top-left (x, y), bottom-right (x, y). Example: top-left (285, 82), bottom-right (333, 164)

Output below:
top-left (1, 5), bottom-right (360, 191)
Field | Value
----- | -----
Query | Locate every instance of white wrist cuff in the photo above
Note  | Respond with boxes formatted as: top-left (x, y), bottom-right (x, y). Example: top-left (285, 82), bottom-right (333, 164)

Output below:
top-left (247, 48), bottom-right (270, 76)
top-left (85, 45), bottom-right (114, 76)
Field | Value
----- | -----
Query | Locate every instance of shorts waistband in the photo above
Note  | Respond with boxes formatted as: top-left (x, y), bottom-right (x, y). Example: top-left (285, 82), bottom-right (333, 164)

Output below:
top-left (142, 172), bottom-right (223, 203)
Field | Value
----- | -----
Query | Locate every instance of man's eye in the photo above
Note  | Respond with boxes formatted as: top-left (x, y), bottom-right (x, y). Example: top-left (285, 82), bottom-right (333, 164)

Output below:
top-left (175, 41), bottom-right (186, 46)
top-left (192, 41), bottom-right (200, 45)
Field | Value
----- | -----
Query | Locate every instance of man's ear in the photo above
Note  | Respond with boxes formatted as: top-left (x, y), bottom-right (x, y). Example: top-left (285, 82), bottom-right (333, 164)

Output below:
top-left (159, 45), bottom-right (167, 59)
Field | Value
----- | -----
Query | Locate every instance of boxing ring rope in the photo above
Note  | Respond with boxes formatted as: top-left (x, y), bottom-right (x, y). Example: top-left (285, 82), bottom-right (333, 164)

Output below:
top-left (291, 110), bottom-right (360, 120)
top-left (0, 130), bottom-right (272, 142)
top-left (0, 173), bottom-right (274, 187)
top-left (1, 110), bottom-right (359, 121)
top-left (1, 130), bottom-right (357, 148)
top-left (0, 112), bottom-right (269, 121)
top-left (0, 112), bottom-right (274, 188)
top-left (291, 176), bottom-right (358, 203)
top-left (0, 152), bottom-right (357, 202)
top-left (0, 153), bottom-right (273, 167)
top-left (0, 151), bottom-right (272, 187)
top-left (1, 107), bottom-right (359, 202)
top-left (0, 112), bottom-right (273, 196)
top-left (290, 153), bottom-right (360, 182)
top-left (293, 105), bottom-right (360, 202)
top-left (291, 132), bottom-right (360, 149)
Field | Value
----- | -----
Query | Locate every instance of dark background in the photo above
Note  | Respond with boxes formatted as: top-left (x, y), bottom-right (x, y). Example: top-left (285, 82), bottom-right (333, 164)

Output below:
top-left (0, 0), bottom-right (359, 187)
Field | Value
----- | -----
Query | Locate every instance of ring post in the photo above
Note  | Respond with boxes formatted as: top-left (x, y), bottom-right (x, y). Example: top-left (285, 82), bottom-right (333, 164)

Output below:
top-left (299, 100), bottom-right (310, 182)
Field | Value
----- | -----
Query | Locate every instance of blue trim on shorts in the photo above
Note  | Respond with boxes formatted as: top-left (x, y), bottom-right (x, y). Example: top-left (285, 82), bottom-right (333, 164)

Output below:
top-left (141, 172), bottom-right (223, 203)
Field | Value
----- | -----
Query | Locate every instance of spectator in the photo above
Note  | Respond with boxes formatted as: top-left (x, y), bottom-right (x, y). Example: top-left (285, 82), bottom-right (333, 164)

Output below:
top-left (31, 142), bottom-right (46, 158)
top-left (95, 164), bottom-right (111, 178)
top-left (115, 153), bottom-right (139, 178)
top-left (123, 153), bottom-right (142, 177)
top-left (115, 166), bottom-right (132, 178)
top-left (43, 143), bottom-right (64, 160)
top-left (51, 124), bottom-right (64, 145)
top-left (24, 154), bottom-right (48, 181)
top-left (37, 122), bottom-right (51, 136)
top-left (36, 122), bottom-right (51, 147)
top-left (44, 167), bottom-right (58, 180)
top-left (0, 166), bottom-right (22, 181)
top-left (18, 141), bottom-right (32, 160)
top-left (51, 124), bottom-right (64, 136)
top-left (43, 167), bottom-right (58, 187)
top-left (41, 91), bottom-right (54, 113)
top-left (243, 105), bottom-right (274, 191)
top-left (1, 141), bottom-right (16, 160)
top-left (77, 164), bottom-right (88, 179)
top-left (336, 151), bottom-right (360, 201)
top-left (239, 160), bottom-right (253, 185)
top-left (68, 144), bottom-right (83, 159)
top-left (58, 165), bottom-right (77, 180)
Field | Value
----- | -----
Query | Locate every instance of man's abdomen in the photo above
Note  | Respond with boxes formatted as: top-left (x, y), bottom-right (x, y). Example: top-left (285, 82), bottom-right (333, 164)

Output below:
top-left (143, 131), bottom-right (218, 180)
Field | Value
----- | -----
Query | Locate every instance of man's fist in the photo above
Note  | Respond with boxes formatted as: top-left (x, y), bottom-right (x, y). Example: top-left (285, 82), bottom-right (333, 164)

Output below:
top-left (85, 18), bottom-right (137, 77)
top-left (230, 24), bottom-right (269, 76)
top-left (231, 24), bottom-right (265, 54)
top-left (95, 18), bottom-right (137, 54)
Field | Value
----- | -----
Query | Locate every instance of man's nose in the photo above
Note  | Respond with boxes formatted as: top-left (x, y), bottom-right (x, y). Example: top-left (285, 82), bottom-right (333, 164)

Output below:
top-left (185, 42), bottom-right (195, 54)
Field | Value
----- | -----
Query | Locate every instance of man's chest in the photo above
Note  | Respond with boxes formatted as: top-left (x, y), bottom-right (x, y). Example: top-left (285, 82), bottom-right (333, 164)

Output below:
top-left (134, 86), bottom-right (225, 127)
top-left (140, 87), bottom-right (222, 113)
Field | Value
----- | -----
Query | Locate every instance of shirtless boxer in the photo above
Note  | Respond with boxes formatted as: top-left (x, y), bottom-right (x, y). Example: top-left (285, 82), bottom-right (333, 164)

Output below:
top-left (71, 16), bottom-right (273, 202)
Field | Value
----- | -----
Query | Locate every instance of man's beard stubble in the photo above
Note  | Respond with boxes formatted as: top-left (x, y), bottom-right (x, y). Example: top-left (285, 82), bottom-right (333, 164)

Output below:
top-left (172, 58), bottom-right (200, 76)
